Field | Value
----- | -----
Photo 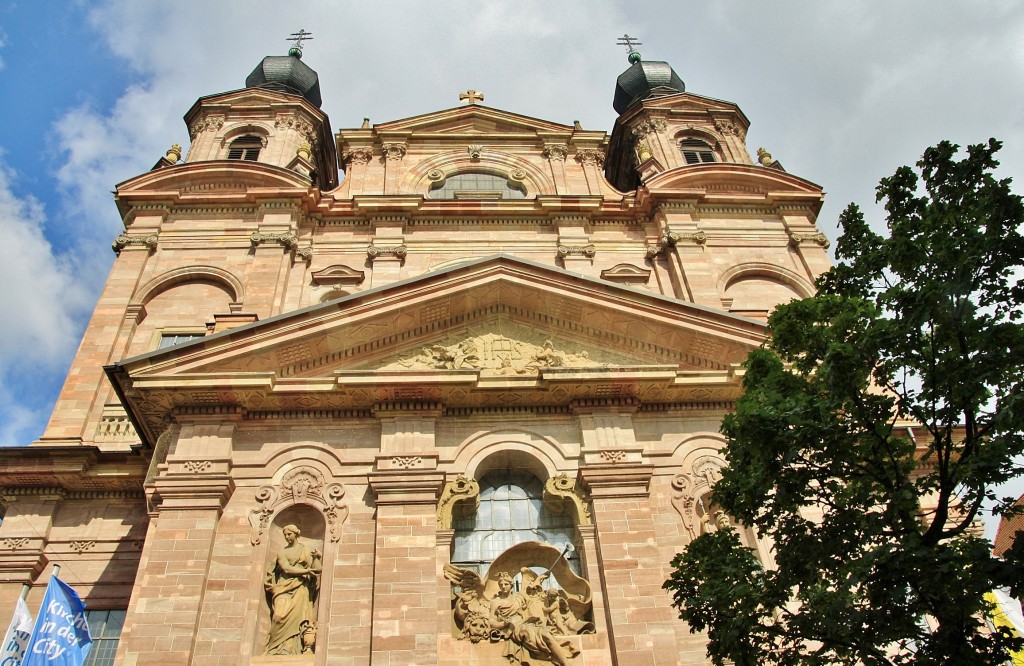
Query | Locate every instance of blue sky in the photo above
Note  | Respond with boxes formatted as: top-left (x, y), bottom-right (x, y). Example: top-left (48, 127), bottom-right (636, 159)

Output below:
top-left (1, 2), bottom-right (1022, 531)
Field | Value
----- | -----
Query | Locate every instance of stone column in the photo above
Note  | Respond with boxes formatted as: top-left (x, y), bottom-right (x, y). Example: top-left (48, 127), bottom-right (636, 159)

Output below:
top-left (115, 414), bottom-right (235, 665)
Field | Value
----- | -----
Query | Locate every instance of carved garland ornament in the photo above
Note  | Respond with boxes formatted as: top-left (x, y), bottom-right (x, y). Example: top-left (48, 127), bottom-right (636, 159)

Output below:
top-left (789, 231), bottom-right (830, 249)
top-left (249, 466), bottom-right (349, 545)
top-left (112, 234), bottom-right (158, 255)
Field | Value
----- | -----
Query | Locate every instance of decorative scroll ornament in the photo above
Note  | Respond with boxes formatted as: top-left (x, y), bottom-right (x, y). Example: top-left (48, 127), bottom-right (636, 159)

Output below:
top-left (444, 541), bottom-right (594, 664)
top-left (544, 473), bottom-right (591, 525)
top-left (542, 145), bottom-right (568, 162)
top-left (112, 234), bottom-right (158, 255)
top-left (188, 115), bottom-right (225, 138)
top-left (630, 118), bottom-right (667, 139)
top-left (249, 466), bottom-right (348, 545)
top-left (556, 244), bottom-right (596, 259)
top-left (366, 243), bottom-right (407, 260)
top-left (671, 454), bottom-right (728, 541)
top-left (427, 168), bottom-right (446, 182)
top-left (437, 474), bottom-right (480, 530)
top-left (509, 168), bottom-right (527, 183)
top-left (574, 149), bottom-right (605, 167)
top-left (341, 147), bottom-right (373, 165)
top-left (382, 143), bottom-right (407, 161)
top-left (789, 231), bottom-right (830, 249)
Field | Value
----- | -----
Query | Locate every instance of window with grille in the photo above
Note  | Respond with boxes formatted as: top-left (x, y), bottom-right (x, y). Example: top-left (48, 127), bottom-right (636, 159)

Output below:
top-left (83, 610), bottom-right (125, 666)
top-left (158, 333), bottom-right (205, 349)
top-left (227, 135), bottom-right (262, 161)
top-left (452, 471), bottom-right (579, 578)
top-left (680, 138), bottom-right (717, 164)
top-left (427, 172), bottom-right (526, 199)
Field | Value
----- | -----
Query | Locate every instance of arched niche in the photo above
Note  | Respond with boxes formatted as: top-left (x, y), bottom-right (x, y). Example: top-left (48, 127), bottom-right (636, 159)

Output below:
top-left (132, 265), bottom-right (244, 308)
top-left (718, 262), bottom-right (814, 314)
top-left (258, 505), bottom-right (325, 656)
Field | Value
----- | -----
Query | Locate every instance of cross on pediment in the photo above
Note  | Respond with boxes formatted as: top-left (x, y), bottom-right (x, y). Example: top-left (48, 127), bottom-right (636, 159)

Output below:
top-left (459, 89), bottom-right (485, 105)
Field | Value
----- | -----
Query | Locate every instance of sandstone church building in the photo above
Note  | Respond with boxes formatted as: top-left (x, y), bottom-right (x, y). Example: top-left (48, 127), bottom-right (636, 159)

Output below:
top-left (0, 40), bottom-right (831, 665)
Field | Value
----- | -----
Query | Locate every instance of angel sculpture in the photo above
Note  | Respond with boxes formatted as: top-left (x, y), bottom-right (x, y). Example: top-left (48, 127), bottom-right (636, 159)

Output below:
top-left (443, 542), bottom-right (595, 666)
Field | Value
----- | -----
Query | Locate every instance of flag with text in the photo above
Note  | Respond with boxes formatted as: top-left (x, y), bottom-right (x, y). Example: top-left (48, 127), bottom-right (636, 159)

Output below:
top-left (22, 578), bottom-right (91, 666)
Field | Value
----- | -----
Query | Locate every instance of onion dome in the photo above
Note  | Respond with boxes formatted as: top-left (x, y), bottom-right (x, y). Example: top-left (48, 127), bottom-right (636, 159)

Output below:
top-left (245, 51), bottom-right (323, 108)
top-left (613, 55), bottom-right (686, 115)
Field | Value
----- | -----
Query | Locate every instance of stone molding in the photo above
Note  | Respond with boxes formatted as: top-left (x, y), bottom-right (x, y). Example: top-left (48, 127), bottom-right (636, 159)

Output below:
top-left (249, 465), bottom-right (348, 545)
top-left (578, 463), bottom-right (653, 499)
top-left (311, 264), bottom-right (365, 287)
top-left (111, 234), bottom-right (158, 255)
top-left (369, 471), bottom-right (445, 506)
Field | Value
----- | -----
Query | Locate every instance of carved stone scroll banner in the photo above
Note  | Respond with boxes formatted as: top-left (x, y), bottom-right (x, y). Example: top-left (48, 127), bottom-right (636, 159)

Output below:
top-left (544, 473), bottom-right (591, 525)
top-left (437, 474), bottom-right (480, 530)
top-left (444, 541), bottom-right (594, 665)
top-left (250, 466), bottom-right (348, 545)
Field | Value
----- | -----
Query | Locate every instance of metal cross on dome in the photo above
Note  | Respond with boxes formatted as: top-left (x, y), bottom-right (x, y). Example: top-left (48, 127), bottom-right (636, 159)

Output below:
top-left (459, 89), bottom-right (485, 105)
top-left (616, 34), bottom-right (642, 62)
top-left (288, 29), bottom-right (314, 51)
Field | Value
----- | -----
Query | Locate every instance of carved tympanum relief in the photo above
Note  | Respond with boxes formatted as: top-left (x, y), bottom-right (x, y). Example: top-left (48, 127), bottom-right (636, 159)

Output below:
top-left (444, 541), bottom-right (594, 666)
top-left (378, 325), bottom-right (635, 375)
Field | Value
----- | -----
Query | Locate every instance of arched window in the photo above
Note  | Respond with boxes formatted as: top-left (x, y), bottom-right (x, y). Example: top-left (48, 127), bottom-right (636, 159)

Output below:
top-left (427, 172), bottom-right (526, 199)
top-left (227, 135), bottom-right (262, 161)
top-left (452, 471), bottom-right (578, 576)
top-left (680, 138), bottom-right (717, 164)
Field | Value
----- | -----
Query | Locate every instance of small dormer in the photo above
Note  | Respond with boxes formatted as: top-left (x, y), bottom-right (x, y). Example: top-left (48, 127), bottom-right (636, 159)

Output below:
top-left (179, 49), bottom-right (338, 189)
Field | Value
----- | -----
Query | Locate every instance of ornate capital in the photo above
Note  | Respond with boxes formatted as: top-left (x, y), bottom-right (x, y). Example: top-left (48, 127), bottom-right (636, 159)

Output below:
top-left (111, 234), bottom-right (158, 255)
top-left (366, 243), bottom-right (407, 260)
top-left (630, 118), bottom-right (667, 139)
top-left (664, 230), bottom-right (707, 246)
top-left (382, 143), bottom-right (407, 161)
top-left (295, 246), bottom-right (313, 264)
top-left (789, 231), bottom-right (830, 249)
top-left (250, 231), bottom-right (298, 251)
top-left (557, 243), bottom-right (596, 258)
top-left (542, 144), bottom-right (568, 162)
top-left (187, 115), bottom-right (225, 139)
top-left (342, 147), bottom-right (373, 165)
top-left (274, 113), bottom-right (317, 146)
top-left (574, 149), bottom-right (605, 167)
top-left (714, 119), bottom-right (746, 140)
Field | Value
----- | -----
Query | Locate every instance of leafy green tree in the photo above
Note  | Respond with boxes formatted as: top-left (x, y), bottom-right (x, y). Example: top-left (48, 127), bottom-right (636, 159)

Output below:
top-left (664, 140), bottom-right (1024, 666)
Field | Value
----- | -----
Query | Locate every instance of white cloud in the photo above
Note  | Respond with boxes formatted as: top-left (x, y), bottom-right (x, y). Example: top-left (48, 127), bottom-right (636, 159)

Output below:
top-left (0, 158), bottom-right (89, 444)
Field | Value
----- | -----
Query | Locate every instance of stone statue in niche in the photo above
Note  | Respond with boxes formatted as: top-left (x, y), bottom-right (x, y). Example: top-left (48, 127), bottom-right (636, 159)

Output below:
top-left (265, 524), bottom-right (322, 655)
top-left (444, 541), bottom-right (594, 665)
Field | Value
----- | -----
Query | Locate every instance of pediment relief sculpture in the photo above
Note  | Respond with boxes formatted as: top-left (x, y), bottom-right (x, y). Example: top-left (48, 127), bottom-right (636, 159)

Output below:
top-left (444, 541), bottom-right (594, 666)
top-left (378, 328), bottom-right (635, 375)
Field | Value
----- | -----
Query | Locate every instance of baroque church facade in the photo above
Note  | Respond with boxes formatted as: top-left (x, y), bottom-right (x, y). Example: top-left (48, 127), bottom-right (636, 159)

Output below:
top-left (0, 45), bottom-right (830, 665)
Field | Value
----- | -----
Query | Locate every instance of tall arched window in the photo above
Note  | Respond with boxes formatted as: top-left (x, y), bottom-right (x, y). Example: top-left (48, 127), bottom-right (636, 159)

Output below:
top-left (680, 138), bottom-right (717, 164)
top-left (227, 135), bottom-right (262, 161)
top-left (452, 471), bottom-right (578, 576)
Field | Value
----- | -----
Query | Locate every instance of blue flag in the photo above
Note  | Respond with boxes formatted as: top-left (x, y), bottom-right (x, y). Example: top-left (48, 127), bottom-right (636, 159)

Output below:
top-left (23, 578), bottom-right (91, 666)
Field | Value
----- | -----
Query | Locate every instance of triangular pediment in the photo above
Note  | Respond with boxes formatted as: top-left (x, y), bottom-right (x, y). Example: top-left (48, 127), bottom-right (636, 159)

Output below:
top-left (372, 105), bottom-right (575, 137)
top-left (109, 255), bottom-right (764, 445)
